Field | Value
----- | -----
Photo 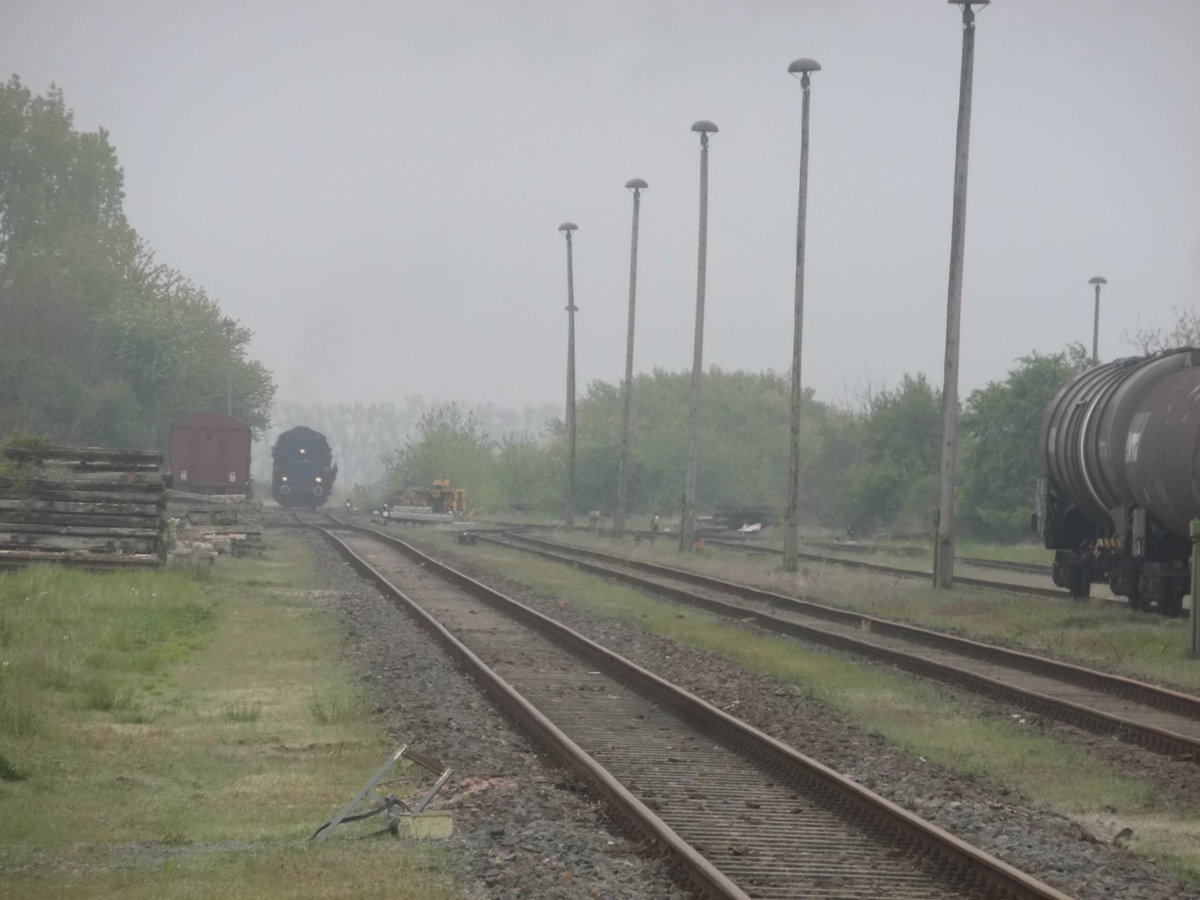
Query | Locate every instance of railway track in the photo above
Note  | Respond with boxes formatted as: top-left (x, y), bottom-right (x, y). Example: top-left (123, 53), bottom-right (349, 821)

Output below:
top-left (305, 515), bottom-right (1070, 900)
top-left (799, 539), bottom-right (1050, 579)
top-left (478, 531), bottom-right (1200, 762)
top-left (699, 537), bottom-right (1068, 600)
top-left (490, 521), bottom-right (1064, 597)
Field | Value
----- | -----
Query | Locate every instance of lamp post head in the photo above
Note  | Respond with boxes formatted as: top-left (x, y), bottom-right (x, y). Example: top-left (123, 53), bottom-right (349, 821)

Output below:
top-left (558, 222), bottom-right (578, 234)
top-left (1088, 276), bottom-right (1107, 286)
top-left (788, 57), bottom-right (821, 88)
top-left (691, 120), bottom-right (717, 148)
top-left (947, 0), bottom-right (989, 5)
top-left (787, 58), bottom-right (821, 74)
top-left (625, 178), bottom-right (648, 192)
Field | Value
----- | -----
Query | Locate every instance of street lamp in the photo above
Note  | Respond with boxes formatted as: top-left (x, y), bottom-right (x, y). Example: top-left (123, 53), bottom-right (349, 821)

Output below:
top-left (1088, 276), bottom-right (1107, 364)
top-left (559, 221), bottom-right (579, 530)
top-left (934, 0), bottom-right (989, 589)
top-left (680, 120), bottom-right (718, 553)
top-left (221, 317), bottom-right (236, 417)
top-left (782, 57), bottom-right (821, 575)
top-left (614, 178), bottom-right (648, 539)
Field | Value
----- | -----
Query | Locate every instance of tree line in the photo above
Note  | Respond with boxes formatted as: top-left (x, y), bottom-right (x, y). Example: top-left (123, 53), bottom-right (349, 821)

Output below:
top-left (0, 77), bottom-right (274, 448)
top-left (361, 347), bottom-right (1105, 542)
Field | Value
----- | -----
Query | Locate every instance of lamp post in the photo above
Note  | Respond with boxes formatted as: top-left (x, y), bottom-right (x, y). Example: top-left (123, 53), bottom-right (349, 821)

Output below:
top-left (782, 57), bottom-right (821, 575)
top-left (221, 317), bottom-right (236, 418)
top-left (1088, 276), bottom-right (1107, 364)
top-left (934, 0), bottom-right (989, 589)
top-left (614, 178), bottom-right (648, 539)
top-left (559, 222), bottom-right (579, 530)
top-left (680, 120), bottom-right (718, 553)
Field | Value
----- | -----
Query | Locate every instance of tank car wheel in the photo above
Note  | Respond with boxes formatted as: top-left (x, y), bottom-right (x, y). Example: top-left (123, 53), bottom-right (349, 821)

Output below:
top-left (1127, 590), bottom-right (1149, 613)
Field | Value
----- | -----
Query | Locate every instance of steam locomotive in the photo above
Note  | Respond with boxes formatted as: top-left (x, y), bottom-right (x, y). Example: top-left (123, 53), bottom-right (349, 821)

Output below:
top-left (1036, 347), bottom-right (1200, 615)
top-left (271, 426), bottom-right (337, 508)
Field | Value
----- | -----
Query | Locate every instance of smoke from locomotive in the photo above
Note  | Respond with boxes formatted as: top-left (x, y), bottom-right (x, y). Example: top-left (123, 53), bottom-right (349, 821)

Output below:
top-left (1036, 347), bottom-right (1200, 615)
top-left (271, 426), bottom-right (337, 508)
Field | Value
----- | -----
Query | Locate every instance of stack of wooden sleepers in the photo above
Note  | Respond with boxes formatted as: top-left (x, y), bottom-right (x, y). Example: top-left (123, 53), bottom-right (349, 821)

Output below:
top-left (0, 446), bottom-right (167, 570)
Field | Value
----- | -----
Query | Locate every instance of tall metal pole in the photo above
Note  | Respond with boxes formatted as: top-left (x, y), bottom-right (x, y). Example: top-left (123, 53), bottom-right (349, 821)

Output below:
top-left (783, 58), bottom-right (820, 575)
top-left (614, 179), bottom-right (648, 539)
top-left (222, 317), bottom-right (235, 418)
top-left (934, 0), bottom-right (987, 589)
top-left (1191, 519), bottom-right (1200, 658)
top-left (559, 222), bottom-right (579, 530)
top-left (1089, 276), bottom-right (1107, 364)
top-left (680, 121), bottom-right (718, 552)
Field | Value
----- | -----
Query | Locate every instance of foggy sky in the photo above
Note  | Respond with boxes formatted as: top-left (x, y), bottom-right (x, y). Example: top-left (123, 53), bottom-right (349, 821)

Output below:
top-left (7, 1), bottom-right (1199, 415)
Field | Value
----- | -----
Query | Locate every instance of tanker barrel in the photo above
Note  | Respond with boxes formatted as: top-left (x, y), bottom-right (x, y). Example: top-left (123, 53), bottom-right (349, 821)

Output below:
top-left (1041, 348), bottom-right (1200, 536)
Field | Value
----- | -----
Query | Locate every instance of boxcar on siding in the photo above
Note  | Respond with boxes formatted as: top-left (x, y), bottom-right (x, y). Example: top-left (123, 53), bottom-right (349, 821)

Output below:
top-left (168, 412), bottom-right (253, 495)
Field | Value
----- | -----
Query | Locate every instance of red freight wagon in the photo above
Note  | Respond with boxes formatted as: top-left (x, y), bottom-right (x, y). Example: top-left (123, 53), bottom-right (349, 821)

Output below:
top-left (168, 412), bottom-right (252, 495)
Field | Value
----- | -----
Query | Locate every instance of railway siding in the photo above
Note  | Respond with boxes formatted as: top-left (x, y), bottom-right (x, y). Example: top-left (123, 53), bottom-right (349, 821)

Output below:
top-left (487, 532), bottom-right (1200, 762)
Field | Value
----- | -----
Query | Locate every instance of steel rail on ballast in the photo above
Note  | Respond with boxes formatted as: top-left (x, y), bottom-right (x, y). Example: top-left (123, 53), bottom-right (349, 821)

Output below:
top-left (480, 531), bottom-right (1200, 761)
top-left (487, 521), bottom-right (1055, 580)
top-left (699, 536), bottom-right (1068, 599)
top-left (307, 515), bottom-right (1071, 900)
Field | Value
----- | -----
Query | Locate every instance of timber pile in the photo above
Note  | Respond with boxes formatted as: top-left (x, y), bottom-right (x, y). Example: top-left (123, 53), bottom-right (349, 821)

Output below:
top-left (166, 491), bottom-right (264, 560)
top-left (0, 446), bottom-right (167, 570)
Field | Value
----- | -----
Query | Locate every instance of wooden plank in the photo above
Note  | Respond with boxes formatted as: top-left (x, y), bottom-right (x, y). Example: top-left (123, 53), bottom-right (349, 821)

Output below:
top-left (0, 498), bottom-right (164, 517)
top-left (4, 446), bottom-right (163, 465)
top-left (0, 487), bottom-right (165, 505)
top-left (0, 533), bottom-right (160, 554)
top-left (0, 550), bottom-right (161, 570)
top-left (0, 522), bottom-right (162, 539)
top-left (0, 475), bottom-right (167, 493)
top-left (0, 511), bottom-right (162, 529)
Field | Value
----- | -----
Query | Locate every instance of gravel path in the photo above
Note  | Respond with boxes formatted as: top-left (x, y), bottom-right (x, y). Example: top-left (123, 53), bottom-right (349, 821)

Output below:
top-left (310, 529), bottom-right (1198, 899)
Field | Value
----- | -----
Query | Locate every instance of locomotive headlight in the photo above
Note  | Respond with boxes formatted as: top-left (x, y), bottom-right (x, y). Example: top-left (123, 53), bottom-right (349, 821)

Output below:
top-left (299, 448), bottom-right (306, 454)
top-left (315, 477), bottom-right (323, 483)
top-left (281, 476), bottom-right (288, 482)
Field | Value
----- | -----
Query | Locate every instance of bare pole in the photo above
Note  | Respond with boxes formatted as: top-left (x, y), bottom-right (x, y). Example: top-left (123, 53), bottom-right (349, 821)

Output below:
top-left (614, 179), bottom-right (648, 539)
top-left (559, 222), bottom-right (579, 529)
top-left (221, 317), bottom-right (236, 418)
top-left (680, 121), bottom-right (718, 552)
top-left (934, 0), bottom-right (987, 589)
top-left (783, 58), bottom-right (821, 574)
top-left (1089, 276), bottom-right (1107, 364)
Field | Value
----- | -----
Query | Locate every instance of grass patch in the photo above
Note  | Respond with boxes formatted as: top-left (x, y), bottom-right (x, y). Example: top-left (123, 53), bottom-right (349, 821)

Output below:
top-left (307, 687), bottom-right (362, 725)
top-left (0, 536), bottom-right (463, 899)
top-left (222, 701), bottom-right (262, 723)
top-left (429, 530), bottom-right (1200, 885)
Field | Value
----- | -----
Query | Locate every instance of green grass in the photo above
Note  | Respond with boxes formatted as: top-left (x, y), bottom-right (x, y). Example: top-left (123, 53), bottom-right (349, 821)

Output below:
top-left (426, 530), bottom-right (1200, 886)
top-left (0, 537), bottom-right (461, 899)
top-left (953, 538), bottom-right (1055, 566)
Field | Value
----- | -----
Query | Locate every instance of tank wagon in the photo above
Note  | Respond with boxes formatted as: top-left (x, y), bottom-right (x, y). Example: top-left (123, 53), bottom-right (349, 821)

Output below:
top-left (169, 412), bottom-right (252, 495)
top-left (271, 426), bottom-right (337, 508)
top-left (1036, 347), bottom-right (1200, 615)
